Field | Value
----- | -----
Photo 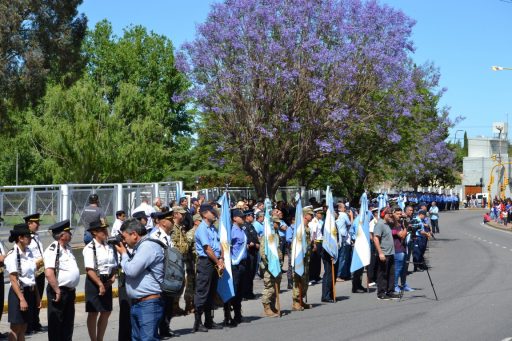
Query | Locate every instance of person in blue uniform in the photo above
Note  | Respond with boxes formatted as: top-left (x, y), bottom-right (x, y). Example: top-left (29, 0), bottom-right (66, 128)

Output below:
top-left (193, 204), bottom-right (224, 332)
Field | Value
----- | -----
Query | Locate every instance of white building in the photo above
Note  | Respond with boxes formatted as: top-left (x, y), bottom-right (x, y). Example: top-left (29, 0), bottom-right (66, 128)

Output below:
top-left (462, 122), bottom-right (510, 199)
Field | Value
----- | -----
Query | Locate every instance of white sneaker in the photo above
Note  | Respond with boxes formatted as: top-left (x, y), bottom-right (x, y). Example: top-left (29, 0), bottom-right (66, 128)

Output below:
top-left (369, 282), bottom-right (376, 287)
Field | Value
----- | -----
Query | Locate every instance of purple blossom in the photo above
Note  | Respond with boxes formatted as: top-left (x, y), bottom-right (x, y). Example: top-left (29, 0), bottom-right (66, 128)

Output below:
top-left (389, 132), bottom-right (401, 144)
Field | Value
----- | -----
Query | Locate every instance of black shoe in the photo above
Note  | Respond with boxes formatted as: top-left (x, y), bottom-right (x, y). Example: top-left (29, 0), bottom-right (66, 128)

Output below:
top-left (205, 321), bottom-right (223, 330)
top-left (287, 283), bottom-right (293, 289)
top-left (352, 288), bottom-right (366, 293)
top-left (377, 294), bottom-right (391, 300)
top-left (160, 330), bottom-right (176, 338)
top-left (321, 299), bottom-right (335, 303)
top-left (244, 293), bottom-right (255, 300)
top-left (387, 292), bottom-right (400, 299)
top-left (193, 323), bottom-right (208, 333)
top-left (223, 318), bottom-right (237, 328)
top-left (234, 315), bottom-right (245, 324)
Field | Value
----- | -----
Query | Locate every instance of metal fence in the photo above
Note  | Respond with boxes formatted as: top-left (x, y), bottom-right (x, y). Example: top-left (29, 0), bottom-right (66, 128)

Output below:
top-left (0, 182), bottom-right (182, 233)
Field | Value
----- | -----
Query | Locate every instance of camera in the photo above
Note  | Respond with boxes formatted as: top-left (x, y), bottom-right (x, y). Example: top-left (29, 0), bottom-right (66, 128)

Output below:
top-left (107, 234), bottom-right (123, 246)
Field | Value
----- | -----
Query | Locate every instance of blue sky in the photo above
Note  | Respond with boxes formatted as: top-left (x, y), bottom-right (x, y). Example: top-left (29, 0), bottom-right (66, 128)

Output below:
top-left (79, 0), bottom-right (512, 141)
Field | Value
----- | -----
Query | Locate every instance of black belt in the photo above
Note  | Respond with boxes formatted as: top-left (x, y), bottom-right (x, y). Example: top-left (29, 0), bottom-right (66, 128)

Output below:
top-left (58, 286), bottom-right (76, 292)
top-left (22, 285), bottom-right (35, 292)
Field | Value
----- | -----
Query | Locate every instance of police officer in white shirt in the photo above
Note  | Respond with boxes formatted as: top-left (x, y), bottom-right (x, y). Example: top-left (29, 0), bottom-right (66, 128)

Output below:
top-left (5, 223), bottom-right (39, 340)
top-left (44, 220), bottom-right (80, 341)
top-left (150, 210), bottom-right (176, 338)
top-left (133, 196), bottom-right (156, 229)
top-left (23, 213), bottom-right (45, 333)
top-left (83, 221), bottom-right (117, 341)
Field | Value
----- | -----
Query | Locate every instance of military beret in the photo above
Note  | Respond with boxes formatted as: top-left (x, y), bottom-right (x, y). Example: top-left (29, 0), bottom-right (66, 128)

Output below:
top-left (193, 213), bottom-right (202, 222)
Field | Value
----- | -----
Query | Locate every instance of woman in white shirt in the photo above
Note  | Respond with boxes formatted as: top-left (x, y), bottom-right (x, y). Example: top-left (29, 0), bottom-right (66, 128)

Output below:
top-left (5, 223), bottom-right (40, 340)
top-left (83, 221), bottom-right (117, 341)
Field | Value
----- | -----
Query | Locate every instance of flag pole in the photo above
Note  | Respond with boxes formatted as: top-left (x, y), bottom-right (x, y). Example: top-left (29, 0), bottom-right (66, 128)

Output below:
top-left (275, 282), bottom-right (281, 317)
top-left (331, 258), bottom-right (336, 302)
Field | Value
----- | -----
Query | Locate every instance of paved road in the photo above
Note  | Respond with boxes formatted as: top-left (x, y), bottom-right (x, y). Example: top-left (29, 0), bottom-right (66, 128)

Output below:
top-left (3, 209), bottom-right (512, 341)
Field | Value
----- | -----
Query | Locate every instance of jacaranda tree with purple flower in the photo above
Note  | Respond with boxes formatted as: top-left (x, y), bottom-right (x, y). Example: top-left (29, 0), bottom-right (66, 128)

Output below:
top-left (179, 0), bottom-right (421, 198)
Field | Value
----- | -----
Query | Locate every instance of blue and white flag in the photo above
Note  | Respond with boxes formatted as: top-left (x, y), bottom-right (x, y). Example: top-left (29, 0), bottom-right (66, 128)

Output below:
top-left (350, 192), bottom-right (371, 273)
top-left (217, 192), bottom-right (235, 302)
top-left (264, 198), bottom-right (281, 278)
top-left (291, 193), bottom-right (306, 276)
top-left (397, 194), bottom-right (405, 210)
top-left (175, 181), bottom-right (183, 203)
top-left (322, 186), bottom-right (338, 261)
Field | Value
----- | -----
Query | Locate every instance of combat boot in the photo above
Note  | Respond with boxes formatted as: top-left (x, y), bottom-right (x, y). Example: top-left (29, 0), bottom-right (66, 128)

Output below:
top-left (301, 302), bottom-right (312, 309)
top-left (192, 311), bottom-right (208, 333)
top-left (204, 309), bottom-right (223, 330)
top-left (223, 306), bottom-right (237, 328)
top-left (262, 303), bottom-right (278, 317)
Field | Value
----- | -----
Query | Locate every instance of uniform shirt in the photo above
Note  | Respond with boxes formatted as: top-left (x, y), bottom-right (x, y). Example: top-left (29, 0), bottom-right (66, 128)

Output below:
top-left (81, 205), bottom-right (106, 227)
top-left (373, 219), bottom-right (395, 256)
top-left (253, 220), bottom-right (264, 237)
top-left (195, 220), bottom-right (221, 258)
top-left (231, 223), bottom-right (247, 265)
top-left (27, 233), bottom-right (44, 260)
top-left (335, 212), bottom-right (351, 246)
top-left (5, 245), bottom-right (36, 286)
top-left (83, 239), bottom-right (117, 275)
top-left (121, 236), bottom-right (164, 299)
top-left (111, 218), bottom-right (123, 236)
top-left (43, 241), bottom-right (80, 288)
top-left (285, 223), bottom-right (295, 243)
top-left (278, 220), bottom-right (287, 238)
top-left (309, 218), bottom-right (324, 241)
top-left (429, 206), bottom-right (439, 220)
top-left (0, 241), bottom-right (7, 272)
top-left (150, 227), bottom-right (173, 247)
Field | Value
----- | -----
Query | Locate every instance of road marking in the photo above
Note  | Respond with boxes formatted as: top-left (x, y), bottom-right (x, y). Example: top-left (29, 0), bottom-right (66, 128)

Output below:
top-left (503, 246), bottom-right (507, 249)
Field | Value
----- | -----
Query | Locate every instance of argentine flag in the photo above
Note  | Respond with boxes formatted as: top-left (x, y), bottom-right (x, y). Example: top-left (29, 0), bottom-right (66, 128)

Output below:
top-left (291, 194), bottom-right (306, 276)
top-left (264, 198), bottom-right (281, 278)
top-left (322, 186), bottom-right (338, 261)
top-left (216, 192), bottom-right (235, 302)
top-left (350, 192), bottom-right (371, 273)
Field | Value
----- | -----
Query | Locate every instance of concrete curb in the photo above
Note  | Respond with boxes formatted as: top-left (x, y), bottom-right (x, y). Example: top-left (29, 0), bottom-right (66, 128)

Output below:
top-left (2, 288), bottom-right (119, 314)
top-left (485, 221), bottom-right (512, 233)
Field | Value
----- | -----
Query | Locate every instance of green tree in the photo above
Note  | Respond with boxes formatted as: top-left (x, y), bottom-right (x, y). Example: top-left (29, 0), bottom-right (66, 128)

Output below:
top-left (20, 22), bottom-right (193, 184)
top-left (0, 0), bottom-right (87, 129)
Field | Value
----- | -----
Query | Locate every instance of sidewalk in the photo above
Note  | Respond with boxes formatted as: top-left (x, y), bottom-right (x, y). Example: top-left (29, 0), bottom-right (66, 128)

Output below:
top-left (485, 220), bottom-right (512, 232)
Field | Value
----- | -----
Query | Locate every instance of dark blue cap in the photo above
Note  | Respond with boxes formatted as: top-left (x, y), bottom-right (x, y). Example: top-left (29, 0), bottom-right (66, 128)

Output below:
top-left (49, 220), bottom-right (71, 234)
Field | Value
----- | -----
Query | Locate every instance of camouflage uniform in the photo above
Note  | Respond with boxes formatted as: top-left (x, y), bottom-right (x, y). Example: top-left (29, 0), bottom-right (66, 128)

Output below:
top-left (185, 226), bottom-right (198, 312)
top-left (292, 224), bottom-right (311, 308)
top-left (260, 238), bottom-right (283, 306)
top-left (172, 224), bottom-right (192, 313)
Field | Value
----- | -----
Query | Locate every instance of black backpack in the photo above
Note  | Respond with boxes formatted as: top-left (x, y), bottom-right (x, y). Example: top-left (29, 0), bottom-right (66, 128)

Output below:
top-left (143, 238), bottom-right (185, 297)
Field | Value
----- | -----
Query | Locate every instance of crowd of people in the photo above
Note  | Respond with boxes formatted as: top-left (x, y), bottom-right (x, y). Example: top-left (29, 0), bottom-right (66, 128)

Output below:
top-left (0, 192), bottom-right (443, 341)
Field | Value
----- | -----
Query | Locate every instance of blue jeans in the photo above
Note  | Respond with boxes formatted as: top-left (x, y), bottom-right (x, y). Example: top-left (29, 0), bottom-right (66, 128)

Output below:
top-left (394, 252), bottom-right (405, 288)
top-left (131, 298), bottom-right (164, 341)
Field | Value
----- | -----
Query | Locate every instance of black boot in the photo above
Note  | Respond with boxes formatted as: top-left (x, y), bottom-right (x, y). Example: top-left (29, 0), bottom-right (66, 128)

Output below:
top-left (193, 310), bottom-right (208, 333)
top-left (234, 306), bottom-right (244, 324)
top-left (204, 308), bottom-right (223, 330)
top-left (223, 304), bottom-right (237, 328)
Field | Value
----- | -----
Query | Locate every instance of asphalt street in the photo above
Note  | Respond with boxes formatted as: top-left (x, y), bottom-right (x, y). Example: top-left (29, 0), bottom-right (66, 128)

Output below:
top-left (4, 209), bottom-right (512, 341)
